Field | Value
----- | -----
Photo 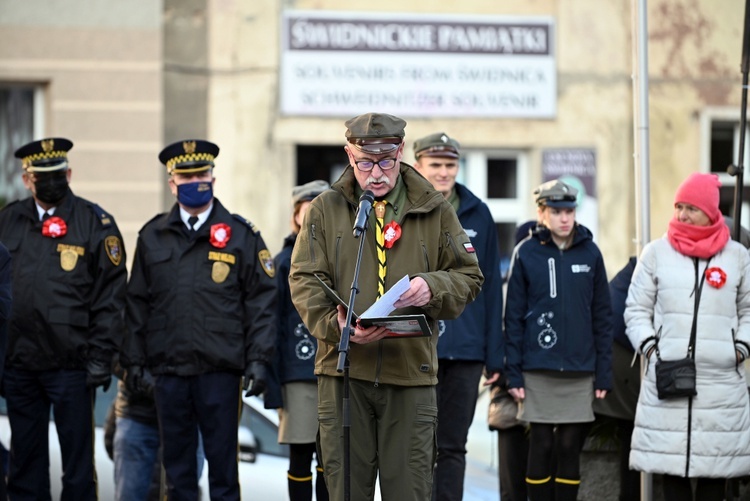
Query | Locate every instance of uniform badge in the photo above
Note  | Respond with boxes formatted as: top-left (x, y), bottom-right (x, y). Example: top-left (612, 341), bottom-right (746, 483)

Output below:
top-left (258, 249), bottom-right (275, 278)
top-left (212, 261), bottom-right (231, 283)
top-left (60, 248), bottom-right (78, 271)
top-left (105, 236), bottom-right (122, 266)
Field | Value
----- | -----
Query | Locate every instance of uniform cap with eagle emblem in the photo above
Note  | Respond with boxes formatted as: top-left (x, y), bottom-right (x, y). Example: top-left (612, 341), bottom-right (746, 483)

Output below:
top-left (158, 139), bottom-right (219, 174)
top-left (533, 179), bottom-right (578, 208)
top-left (413, 132), bottom-right (460, 159)
top-left (15, 137), bottom-right (74, 172)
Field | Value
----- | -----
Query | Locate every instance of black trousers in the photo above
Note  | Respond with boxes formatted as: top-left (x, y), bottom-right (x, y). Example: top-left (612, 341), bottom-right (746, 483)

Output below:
top-left (5, 367), bottom-right (96, 501)
top-left (497, 425), bottom-right (528, 501)
top-left (154, 372), bottom-right (241, 501)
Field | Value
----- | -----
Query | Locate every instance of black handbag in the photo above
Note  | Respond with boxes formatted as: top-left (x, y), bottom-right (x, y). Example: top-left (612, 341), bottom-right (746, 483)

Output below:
top-left (653, 259), bottom-right (706, 400)
top-left (655, 357), bottom-right (696, 399)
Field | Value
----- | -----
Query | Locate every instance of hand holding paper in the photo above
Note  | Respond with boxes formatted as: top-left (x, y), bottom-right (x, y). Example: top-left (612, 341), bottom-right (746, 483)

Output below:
top-left (393, 276), bottom-right (432, 308)
top-left (316, 273), bottom-right (433, 338)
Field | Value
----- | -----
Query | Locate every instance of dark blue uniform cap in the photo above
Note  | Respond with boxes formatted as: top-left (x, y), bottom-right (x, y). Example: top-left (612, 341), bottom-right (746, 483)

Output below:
top-left (15, 137), bottom-right (73, 172)
top-left (159, 139), bottom-right (220, 174)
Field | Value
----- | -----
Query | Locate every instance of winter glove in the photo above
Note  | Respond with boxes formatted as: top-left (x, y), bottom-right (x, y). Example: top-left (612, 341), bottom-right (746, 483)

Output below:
top-left (124, 365), bottom-right (154, 396)
top-left (86, 359), bottom-right (112, 392)
top-left (243, 362), bottom-right (268, 397)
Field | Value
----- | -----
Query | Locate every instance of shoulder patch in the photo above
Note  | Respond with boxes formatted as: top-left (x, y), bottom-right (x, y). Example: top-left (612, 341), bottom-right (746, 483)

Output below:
top-left (87, 202), bottom-right (113, 228)
top-left (233, 214), bottom-right (259, 234)
top-left (105, 235), bottom-right (123, 266)
top-left (258, 249), bottom-right (275, 278)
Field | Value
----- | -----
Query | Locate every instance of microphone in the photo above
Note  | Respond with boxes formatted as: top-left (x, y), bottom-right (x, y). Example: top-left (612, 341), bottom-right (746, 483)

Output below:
top-left (352, 190), bottom-right (375, 238)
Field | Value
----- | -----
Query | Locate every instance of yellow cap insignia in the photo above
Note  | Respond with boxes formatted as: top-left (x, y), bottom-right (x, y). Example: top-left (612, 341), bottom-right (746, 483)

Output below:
top-left (258, 249), bottom-right (275, 278)
top-left (105, 236), bottom-right (122, 266)
top-left (41, 139), bottom-right (54, 152)
top-left (183, 141), bottom-right (196, 154)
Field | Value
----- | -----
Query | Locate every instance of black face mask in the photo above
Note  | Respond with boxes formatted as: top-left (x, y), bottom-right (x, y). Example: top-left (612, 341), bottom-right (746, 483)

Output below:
top-left (34, 171), bottom-right (69, 204)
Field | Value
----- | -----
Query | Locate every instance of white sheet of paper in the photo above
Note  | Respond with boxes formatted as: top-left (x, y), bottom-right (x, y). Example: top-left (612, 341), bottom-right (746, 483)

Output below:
top-left (361, 275), bottom-right (410, 318)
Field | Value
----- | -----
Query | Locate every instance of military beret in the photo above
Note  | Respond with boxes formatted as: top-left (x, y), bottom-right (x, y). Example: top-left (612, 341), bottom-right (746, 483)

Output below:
top-left (534, 179), bottom-right (578, 208)
top-left (413, 132), bottom-right (460, 159)
top-left (15, 137), bottom-right (73, 172)
top-left (292, 180), bottom-right (330, 205)
top-left (159, 139), bottom-right (219, 174)
top-left (345, 113), bottom-right (406, 154)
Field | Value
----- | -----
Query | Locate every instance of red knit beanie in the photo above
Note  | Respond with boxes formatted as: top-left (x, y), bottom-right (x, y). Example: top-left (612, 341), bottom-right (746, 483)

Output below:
top-left (674, 173), bottom-right (722, 223)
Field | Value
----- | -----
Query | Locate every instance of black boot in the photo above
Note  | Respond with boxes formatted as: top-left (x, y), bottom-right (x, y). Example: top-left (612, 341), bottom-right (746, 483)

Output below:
top-left (554, 477), bottom-right (580, 501)
top-left (527, 476), bottom-right (553, 501)
top-left (288, 470), bottom-right (313, 501)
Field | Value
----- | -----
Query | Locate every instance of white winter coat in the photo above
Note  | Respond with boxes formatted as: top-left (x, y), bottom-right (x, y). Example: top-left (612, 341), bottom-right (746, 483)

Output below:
top-left (625, 237), bottom-right (750, 478)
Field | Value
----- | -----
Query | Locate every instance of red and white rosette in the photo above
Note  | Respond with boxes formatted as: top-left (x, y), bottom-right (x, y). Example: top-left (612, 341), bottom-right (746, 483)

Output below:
top-left (42, 216), bottom-right (67, 238)
top-left (705, 267), bottom-right (726, 289)
top-left (383, 221), bottom-right (401, 249)
top-left (209, 223), bottom-right (232, 248)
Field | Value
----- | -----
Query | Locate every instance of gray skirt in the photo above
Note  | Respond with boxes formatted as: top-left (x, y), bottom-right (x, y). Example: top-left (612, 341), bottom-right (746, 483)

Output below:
top-left (519, 371), bottom-right (595, 424)
top-left (278, 381), bottom-right (319, 444)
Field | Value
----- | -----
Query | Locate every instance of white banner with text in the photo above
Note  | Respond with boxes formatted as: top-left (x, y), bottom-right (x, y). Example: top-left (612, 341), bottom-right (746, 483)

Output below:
top-left (280, 11), bottom-right (557, 118)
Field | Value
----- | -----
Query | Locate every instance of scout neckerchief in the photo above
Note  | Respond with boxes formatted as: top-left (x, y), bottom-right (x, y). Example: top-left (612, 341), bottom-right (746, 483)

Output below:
top-left (374, 199), bottom-right (388, 299)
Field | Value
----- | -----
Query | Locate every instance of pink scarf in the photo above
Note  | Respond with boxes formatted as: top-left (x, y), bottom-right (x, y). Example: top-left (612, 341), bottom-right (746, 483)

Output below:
top-left (667, 217), bottom-right (729, 259)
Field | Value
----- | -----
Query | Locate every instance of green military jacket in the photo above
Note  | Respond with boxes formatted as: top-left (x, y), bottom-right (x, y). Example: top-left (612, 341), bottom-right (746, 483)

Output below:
top-left (289, 163), bottom-right (484, 386)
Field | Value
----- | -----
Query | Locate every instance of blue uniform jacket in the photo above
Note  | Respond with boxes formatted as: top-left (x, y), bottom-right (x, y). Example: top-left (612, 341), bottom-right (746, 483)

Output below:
top-left (504, 224), bottom-right (613, 390)
top-left (265, 233), bottom-right (317, 409)
top-left (436, 184), bottom-right (504, 372)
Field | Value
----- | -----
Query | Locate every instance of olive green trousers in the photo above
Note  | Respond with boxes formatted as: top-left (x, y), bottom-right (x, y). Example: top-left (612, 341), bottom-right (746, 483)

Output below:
top-left (317, 376), bottom-right (438, 501)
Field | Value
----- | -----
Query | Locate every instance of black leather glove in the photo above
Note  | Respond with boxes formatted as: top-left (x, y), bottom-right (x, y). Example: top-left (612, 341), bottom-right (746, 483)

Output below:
top-left (124, 365), bottom-right (153, 396)
top-left (243, 362), bottom-right (268, 397)
top-left (86, 359), bottom-right (112, 392)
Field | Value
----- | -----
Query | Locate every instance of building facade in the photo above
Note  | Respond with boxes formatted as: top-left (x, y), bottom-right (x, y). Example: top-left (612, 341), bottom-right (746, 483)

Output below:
top-left (0, 0), bottom-right (746, 272)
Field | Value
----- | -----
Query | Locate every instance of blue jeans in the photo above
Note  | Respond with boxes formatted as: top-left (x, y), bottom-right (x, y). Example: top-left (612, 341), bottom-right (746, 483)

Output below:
top-left (114, 417), bottom-right (206, 501)
top-left (432, 360), bottom-right (484, 501)
top-left (114, 417), bottom-right (160, 501)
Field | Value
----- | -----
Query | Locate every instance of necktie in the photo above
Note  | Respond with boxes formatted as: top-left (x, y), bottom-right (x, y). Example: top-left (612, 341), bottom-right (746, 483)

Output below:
top-left (374, 200), bottom-right (388, 299)
top-left (42, 212), bottom-right (50, 221)
top-left (188, 216), bottom-right (199, 232)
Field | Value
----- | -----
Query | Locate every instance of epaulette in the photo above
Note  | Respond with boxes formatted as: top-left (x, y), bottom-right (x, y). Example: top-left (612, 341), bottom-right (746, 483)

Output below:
top-left (86, 202), bottom-right (114, 228)
top-left (1, 199), bottom-right (20, 210)
top-left (143, 213), bottom-right (165, 226)
top-left (233, 213), bottom-right (259, 235)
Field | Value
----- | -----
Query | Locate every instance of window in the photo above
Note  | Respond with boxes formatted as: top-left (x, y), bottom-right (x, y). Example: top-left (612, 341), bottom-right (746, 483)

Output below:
top-left (296, 145), bottom-right (349, 186)
top-left (462, 150), bottom-right (529, 278)
top-left (0, 85), bottom-right (43, 207)
top-left (702, 109), bottom-right (750, 228)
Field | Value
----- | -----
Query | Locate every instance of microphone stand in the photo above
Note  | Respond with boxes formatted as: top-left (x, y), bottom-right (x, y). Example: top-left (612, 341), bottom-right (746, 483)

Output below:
top-left (729, 0), bottom-right (750, 241)
top-left (336, 219), bottom-right (369, 501)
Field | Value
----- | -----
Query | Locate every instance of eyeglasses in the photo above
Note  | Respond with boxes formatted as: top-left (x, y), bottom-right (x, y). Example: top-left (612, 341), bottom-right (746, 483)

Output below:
top-left (354, 158), bottom-right (397, 172)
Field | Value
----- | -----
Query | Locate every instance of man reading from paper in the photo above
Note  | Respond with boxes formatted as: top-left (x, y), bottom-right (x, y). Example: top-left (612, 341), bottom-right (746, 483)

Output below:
top-left (289, 112), bottom-right (483, 501)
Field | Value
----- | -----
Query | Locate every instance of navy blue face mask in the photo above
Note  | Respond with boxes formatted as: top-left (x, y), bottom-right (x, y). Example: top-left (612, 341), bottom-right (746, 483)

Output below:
top-left (177, 181), bottom-right (213, 208)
